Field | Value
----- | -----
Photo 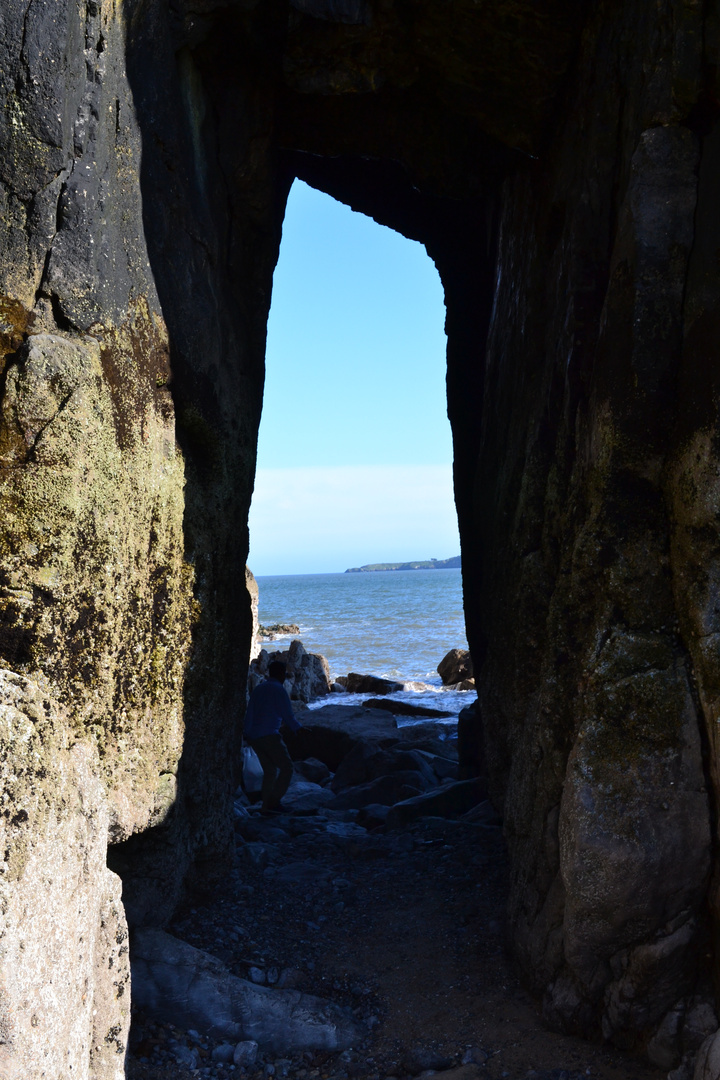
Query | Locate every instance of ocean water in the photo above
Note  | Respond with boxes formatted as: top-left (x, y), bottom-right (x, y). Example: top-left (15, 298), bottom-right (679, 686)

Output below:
top-left (254, 569), bottom-right (471, 718)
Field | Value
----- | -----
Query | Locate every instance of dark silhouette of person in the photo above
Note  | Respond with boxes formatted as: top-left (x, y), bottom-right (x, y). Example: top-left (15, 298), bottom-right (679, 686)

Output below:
top-left (244, 660), bottom-right (301, 812)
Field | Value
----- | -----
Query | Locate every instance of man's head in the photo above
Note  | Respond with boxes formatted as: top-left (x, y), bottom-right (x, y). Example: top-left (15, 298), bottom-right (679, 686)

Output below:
top-left (268, 660), bottom-right (287, 683)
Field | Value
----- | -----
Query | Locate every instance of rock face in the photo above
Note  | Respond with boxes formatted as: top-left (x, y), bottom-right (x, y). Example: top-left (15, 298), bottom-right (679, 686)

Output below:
top-left (131, 928), bottom-right (360, 1052)
top-left (249, 640), bottom-right (332, 702)
top-left (0, 669), bottom-right (129, 1080)
top-left (437, 649), bottom-right (474, 687)
top-left (247, 568), bottom-right (261, 661)
top-left (3, 0), bottom-right (720, 1071)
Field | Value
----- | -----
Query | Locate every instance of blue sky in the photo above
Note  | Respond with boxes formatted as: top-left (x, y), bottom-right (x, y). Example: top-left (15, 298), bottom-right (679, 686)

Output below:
top-left (247, 180), bottom-right (460, 575)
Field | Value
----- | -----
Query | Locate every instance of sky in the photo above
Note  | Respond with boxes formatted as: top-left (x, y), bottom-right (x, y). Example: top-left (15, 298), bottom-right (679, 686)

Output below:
top-left (247, 180), bottom-right (460, 576)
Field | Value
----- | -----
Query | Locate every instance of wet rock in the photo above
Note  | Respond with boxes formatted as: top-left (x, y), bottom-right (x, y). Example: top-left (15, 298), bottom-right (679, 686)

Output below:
top-left (131, 929), bottom-right (360, 1052)
top-left (344, 673), bottom-right (404, 694)
top-left (259, 623), bottom-right (301, 640)
top-left (362, 697), bottom-right (455, 719)
top-left (437, 649), bottom-right (473, 686)
top-left (250, 641), bottom-right (332, 703)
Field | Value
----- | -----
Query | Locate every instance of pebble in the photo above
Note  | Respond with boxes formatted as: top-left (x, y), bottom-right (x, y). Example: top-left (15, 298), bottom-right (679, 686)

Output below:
top-left (234, 1040), bottom-right (260, 1067)
top-left (213, 1043), bottom-right (237, 1063)
top-left (461, 1048), bottom-right (488, 1065)
top-left (169, 1040), bottom-right (199, 1068)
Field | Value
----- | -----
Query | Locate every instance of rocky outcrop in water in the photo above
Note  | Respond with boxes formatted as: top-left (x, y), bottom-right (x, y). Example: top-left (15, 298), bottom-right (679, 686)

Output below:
top-left (250, 640), bottom-right (332, 703)
top-left (4, 0), bottom-right (720, 1073)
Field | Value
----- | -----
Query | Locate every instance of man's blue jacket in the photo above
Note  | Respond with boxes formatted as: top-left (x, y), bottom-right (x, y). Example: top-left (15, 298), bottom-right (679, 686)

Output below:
top-left (244, 677), bottom-right (301, 740)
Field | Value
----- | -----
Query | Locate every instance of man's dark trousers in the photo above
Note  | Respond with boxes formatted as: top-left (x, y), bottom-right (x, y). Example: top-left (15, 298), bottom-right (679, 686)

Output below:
top-left (250, 733), bottom-right (293, 810)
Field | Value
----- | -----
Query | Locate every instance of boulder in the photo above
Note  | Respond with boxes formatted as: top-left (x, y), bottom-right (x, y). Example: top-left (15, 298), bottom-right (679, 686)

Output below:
top-left (329, 771), bottom-right (430, 810)
top-left (249, 640), bottom-right (332, 703)
top-left (283, 705), bottom-right (402, 769)
top-left (344, 672), bottom-right (404, 694)
top-left (413, 749), bottom-right (460, 782)
top-left (385, 778), bottom-right (489, 830)
top-left (331, 739), bottom-right (384, 790)
top-left (294, 757), bottom-right (331, 784)
top-left (362, 697), bottom-right (455, 718)
top-left (331, 744), bottom-right (438, 792)
top-left (685, 1003), bottom-right (719, 1053)
top-left (401, 737), bottom-right (459, 762)
top-left (437, 649), bottom-right (474, 686)
top-left (258, 623), bottom-right (301, 641)
top-left (0, 670), bottom-right (129, 1080)
top-left (356, 804), bottom-right (391, 829)
top-left (695, 1030), bottom-right (720, 1080)
top-left (130, 929), bottom-right (360, 1052)
top-left (394, 719), bottom-right (459, 743)
top-left (281, 778), bottom-right (336, 812)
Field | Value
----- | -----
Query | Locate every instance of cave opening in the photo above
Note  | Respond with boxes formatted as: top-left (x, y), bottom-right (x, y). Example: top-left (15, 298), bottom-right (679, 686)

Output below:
top-left (6, 1), bottom-right (720, 1074)
top-left (249, 175), bottom-right (458, 571)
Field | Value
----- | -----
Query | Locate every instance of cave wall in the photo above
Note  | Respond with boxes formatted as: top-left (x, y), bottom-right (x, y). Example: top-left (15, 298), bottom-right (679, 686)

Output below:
top-left (4, 0), bottom-right (720, 1075)
top-left (0, 0), bottom-right (281, 1073)
top-left (472, 0), bottom-right (720, 1051)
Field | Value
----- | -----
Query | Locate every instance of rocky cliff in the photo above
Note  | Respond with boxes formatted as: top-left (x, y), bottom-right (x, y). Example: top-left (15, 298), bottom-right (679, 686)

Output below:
top-left (2, 0), bottom-right (720, 1075)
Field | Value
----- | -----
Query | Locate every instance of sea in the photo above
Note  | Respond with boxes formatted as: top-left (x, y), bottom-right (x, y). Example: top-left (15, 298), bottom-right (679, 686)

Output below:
top-left (254, 568), bottom-right (471, 722)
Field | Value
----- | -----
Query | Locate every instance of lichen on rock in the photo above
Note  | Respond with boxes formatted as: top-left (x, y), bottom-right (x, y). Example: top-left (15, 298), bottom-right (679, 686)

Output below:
top-left (0, 668), bottom-right (129, 1080)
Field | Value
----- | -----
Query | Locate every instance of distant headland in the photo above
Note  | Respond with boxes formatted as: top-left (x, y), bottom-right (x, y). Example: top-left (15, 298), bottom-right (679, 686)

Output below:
top-left (345, 556), bottom-right (461, 573)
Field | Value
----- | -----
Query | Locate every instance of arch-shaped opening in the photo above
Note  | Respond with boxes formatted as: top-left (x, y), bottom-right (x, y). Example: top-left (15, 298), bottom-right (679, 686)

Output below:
top-left (248, 178), bottom-right (467, 687)
top-left (97, 5), bottom-right (720, 1075)
top-left (4, 2), bottom-right (718, 1075)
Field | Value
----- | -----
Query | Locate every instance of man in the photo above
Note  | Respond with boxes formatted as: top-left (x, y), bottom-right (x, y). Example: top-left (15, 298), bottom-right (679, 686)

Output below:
top-left (244, 660), bottom-right (301, 812)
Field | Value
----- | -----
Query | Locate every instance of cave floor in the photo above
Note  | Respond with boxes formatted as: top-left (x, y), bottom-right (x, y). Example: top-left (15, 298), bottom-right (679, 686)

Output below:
top-left (126, 805), bottom-right (661, 1080)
